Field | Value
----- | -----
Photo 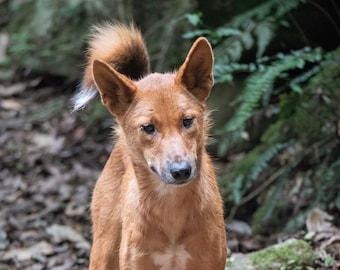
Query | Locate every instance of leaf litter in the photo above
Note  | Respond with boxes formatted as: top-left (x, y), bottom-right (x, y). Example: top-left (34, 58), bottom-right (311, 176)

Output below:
top-left (0, 74), bottom-right (111, 269)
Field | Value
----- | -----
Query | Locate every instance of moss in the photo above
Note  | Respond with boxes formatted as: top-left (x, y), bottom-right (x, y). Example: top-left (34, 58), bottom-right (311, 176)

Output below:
top-left (250, 239), bottom-right (315, 269)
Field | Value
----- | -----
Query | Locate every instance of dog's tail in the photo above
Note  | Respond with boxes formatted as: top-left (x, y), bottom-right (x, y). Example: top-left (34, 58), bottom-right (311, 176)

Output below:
top-left (72, 23), bottom-right (150, 111)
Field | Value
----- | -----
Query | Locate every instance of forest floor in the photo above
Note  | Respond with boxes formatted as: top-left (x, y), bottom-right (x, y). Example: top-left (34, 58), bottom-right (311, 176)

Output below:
top-left (0, 74), bottom-right (339, 269)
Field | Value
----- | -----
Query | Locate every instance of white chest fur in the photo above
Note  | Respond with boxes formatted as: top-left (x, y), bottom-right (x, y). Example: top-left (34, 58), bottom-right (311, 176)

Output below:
top-left (152, 244), bottom-right (191, 270)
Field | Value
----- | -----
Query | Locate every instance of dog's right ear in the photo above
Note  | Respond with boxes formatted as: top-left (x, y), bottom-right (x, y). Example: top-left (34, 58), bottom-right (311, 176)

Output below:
top-left (92, 59), bottom-right (136, 117)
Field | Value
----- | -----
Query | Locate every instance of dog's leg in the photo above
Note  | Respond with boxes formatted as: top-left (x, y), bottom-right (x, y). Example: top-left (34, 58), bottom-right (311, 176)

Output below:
top-left (89, 160), bottom-right (123, 270)
top-left (89, 233), bottom-right (120, 270)
top-left (89, 202), bottom-right (122, 270)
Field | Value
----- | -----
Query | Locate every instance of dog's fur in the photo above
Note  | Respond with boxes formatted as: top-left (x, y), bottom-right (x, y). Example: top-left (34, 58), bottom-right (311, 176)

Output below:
top-left (73, 22), bottom-right (227, 270)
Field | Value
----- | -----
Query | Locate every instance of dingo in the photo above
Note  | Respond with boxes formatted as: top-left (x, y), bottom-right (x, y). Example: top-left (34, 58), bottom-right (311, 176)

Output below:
top-left (73, 22), bottom-right (227, 270)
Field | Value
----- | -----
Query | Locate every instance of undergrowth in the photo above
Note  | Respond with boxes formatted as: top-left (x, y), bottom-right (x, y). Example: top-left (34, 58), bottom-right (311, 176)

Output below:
top-left (185, 0), bottom-right (340, 234)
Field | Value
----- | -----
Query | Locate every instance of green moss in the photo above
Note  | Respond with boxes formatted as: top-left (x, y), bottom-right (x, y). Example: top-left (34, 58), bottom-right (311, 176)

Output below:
top-left (250, 239), bottom-right (315, 269)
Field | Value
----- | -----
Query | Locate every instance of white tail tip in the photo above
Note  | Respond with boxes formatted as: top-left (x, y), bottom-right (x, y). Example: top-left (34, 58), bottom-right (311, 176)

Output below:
top-left (71, 87), bottom-right (97, 111)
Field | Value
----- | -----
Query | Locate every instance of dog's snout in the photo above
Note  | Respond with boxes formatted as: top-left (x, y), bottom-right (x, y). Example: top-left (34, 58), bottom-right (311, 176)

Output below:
top-left (170, 161), bottom-right (192, 182)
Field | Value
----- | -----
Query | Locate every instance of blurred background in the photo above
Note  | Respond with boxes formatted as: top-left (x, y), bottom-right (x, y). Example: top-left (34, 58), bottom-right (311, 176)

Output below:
top-left (0, 0), bottom-right (339, 269)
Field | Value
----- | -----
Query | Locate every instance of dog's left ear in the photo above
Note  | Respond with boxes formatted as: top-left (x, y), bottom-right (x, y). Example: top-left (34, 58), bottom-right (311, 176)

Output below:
top-left (175, 37), bottom-right (214, 103)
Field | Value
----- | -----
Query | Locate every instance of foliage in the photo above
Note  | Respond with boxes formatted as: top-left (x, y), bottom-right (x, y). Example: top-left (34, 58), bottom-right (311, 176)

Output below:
top-left (6, 0), bottom-right (96, 77)
top-left (186, 0), bottom-right (340, 233)
top-left (184, 0), bottom-right (307, 77)
top-left (4, 0), bottom-right (195, 77)
top-left (216, 47), bottom-right (323, 156)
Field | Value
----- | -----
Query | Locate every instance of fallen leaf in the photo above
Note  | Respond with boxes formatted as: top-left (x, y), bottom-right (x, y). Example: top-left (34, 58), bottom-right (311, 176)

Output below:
top-left (0, 84), bottom-right (26, 97)
top-left (1, 241), bottom-right (53, 261)
top-left (0, 32), bottom-right (9, 62)
top-left (0, 99), bottom-right (23, 111)
top-left (46, 224), bottom-right (90, 250)
top-left (306, 208), bottom-right (336, 233)
top-left (30, 132), bottom-right (65, 154)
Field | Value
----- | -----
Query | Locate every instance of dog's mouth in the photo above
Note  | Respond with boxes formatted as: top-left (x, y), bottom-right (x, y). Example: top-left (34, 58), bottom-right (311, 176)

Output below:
top-left (150, 161), bottom-right (196, 185)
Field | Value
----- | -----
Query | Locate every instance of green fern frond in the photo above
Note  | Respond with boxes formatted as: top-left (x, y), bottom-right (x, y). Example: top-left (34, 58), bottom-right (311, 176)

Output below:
top-left (226, 48), bottom-right (323, 133)
top-left (213, 0), bottom-right (306, 64)
top-left (216, 129), bottom-right (245, 157)
top-left (254, 20), bottom-right (274, 58)
top-left (224, 142), bottom-right (289, 204)
top-left (249, 142), bottom-right (289, 182)
top-left (233, 175), bottom-right (244, 205)
top-left (231, 0), bottom-right (305, 28)
top-left (216, 48), bottom-right (323, 155)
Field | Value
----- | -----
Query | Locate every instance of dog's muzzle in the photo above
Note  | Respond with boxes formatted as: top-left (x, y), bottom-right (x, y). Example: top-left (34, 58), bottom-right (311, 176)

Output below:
top-left (150, 160), bottom-right (196, 185)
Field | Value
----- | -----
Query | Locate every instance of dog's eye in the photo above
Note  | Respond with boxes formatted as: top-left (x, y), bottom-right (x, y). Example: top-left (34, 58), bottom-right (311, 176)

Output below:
top-left (141, 124), bottom-right (156, 135)
top-left (183, 117), bottom-right (194, 129)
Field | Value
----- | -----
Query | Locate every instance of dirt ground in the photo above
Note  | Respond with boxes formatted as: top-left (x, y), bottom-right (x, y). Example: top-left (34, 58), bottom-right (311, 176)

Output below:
top-left (0, 75), bottom-right (339, 269)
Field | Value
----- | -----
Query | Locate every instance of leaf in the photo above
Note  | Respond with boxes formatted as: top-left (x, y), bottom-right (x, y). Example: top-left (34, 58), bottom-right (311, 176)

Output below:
top-left (290, 82), bottom-right (303, 94)
top-left (233, 175), bottom-right (244, 204)
top-left (215, 27), bottom-right (242, 37)
top-left (296, 58), bottom-right (306, 69)
top-left (0, 32), bottom-right (9, 63)
top-left (185, 13), bottom-right (201, 26)
top-left (46, 224), bottom-right (90, 250)
top-left (240, 32), bottom-right (254, 51)
top-left (0, 83), bottom-right (26, 97)
top-left (304, 231), bottom-right (316, 240)
top-left (306, 208), bottom-right (336, 233)
top-left (0, 232), bottom-right (9, 250)
top-left (182, 29), bottom-right (210, 39)
top-left (2, 241), bottom-right (53, 261)
top-left (254, 21), bottom-right (274, 58)
top-left (225, 47), bottom-right (323, 133)
top-left (249, 143), bottom-right (288, 181)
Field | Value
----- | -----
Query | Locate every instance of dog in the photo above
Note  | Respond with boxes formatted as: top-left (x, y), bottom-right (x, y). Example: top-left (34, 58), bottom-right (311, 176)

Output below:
top-left (73, 22), bottom-right (227, 270)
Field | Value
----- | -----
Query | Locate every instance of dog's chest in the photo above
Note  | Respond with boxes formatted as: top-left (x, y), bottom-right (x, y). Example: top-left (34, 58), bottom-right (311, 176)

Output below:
top-left (151, 244), bottom-right (191, 270)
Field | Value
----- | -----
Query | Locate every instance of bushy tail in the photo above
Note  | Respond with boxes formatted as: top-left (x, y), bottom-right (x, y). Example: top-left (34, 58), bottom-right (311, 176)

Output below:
top-left (72, 22), bottom-right (150, 111)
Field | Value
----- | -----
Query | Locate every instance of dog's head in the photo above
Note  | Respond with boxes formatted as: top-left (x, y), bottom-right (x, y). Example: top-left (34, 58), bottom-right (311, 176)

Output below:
top-left (92, 38), bottom-right (214, 185)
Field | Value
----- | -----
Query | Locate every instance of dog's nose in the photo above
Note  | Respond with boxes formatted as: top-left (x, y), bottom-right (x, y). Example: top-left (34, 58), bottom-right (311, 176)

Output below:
top-left (170, 161), bottom-right (192, 182)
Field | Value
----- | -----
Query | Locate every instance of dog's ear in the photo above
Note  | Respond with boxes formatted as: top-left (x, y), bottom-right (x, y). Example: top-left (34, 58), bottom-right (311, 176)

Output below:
top-left (92, 59), bottom-right (136, 116)
top-left (175, 37), bottom-right (214, 103)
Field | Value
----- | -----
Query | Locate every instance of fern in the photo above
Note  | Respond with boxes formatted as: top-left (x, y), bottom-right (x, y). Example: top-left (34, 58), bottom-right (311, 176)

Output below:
top-left (185, 0), bottom-right (340, 235)
top-left (216, 0), bottom-right (306, 63)
top-left (185, 0), bottom-right (306, 70)
top-left (221, 142), bottom-right (290, 205)
top-left (253, 21), bottom-right (274, 58)
top-left (316, 158), bottom-right (340, 209)
top-left (248, 142), bottom-right (290, 182)
top-left (232, 175), bottom-right (244, 205)
top-left (225, 48), bottom-right (323, 133)
top-left (230, 0), bottom-right (305, 28)
top-left (216, 130), bottom-right (244, 157)
top-left (216, 48), bottom-right (323, 154)
top-left (251, 170), bottom-right (289, 233)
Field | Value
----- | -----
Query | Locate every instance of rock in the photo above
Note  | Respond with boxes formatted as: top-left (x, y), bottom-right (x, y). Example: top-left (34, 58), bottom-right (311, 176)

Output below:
top-left (227, 238), bottom-right (316, 270)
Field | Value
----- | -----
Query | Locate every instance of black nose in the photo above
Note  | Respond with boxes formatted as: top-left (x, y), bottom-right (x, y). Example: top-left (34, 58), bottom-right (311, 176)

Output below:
top-left (170, 161), bottom-right (192, 182)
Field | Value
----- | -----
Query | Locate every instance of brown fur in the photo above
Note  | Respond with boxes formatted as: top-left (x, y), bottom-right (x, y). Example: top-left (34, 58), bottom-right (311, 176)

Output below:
top-left (76, 23), bottom-right (227, 270)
